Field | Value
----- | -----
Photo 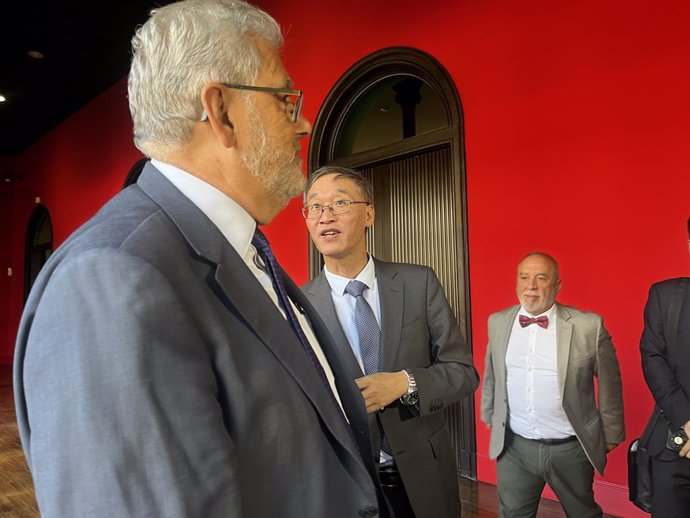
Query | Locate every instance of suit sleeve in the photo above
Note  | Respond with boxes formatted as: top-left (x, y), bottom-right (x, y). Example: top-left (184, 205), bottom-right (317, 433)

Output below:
top-left (19, 249), bottom-right (241, 517)
top-left (640, 284), bottom-right (690, 429)
top-left (410, 268), bottom-right (479, 417)
top-left (480, 317), bottom-right (495, 426)
top-left (594, 319), bottom-right (625, 445)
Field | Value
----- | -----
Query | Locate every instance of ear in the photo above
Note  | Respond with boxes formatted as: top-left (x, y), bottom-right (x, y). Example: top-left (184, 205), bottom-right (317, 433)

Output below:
top-left (555, 278), bottom-right (562, 295)
top-left (200, 83), bottom-right (236, 149)
top-left (364, 204), bottom-right (375, 228)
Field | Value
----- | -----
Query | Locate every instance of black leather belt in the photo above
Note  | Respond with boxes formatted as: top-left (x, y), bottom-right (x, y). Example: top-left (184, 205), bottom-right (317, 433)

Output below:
top-left (532, 435), bottom-right (577, 445)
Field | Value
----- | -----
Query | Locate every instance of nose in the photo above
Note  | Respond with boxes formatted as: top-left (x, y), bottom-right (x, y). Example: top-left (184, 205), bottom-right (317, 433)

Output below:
top-left (318, 206), bottom-right (335, 223)
top-left (295, 112), bottom-right (312, 138)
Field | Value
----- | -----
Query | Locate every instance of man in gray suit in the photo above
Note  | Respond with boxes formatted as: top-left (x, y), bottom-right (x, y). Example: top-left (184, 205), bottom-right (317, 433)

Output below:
top-left (13, 2), bottom-right (385, 517)
top-left (481, 252), bottom-right (625, 518)
top-left (302, 166), bottom-right (479, 518)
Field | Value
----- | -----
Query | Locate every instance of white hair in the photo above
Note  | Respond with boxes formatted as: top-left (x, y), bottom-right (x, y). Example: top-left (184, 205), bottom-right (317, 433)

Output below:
top-left (128, 0), bottom-right (283, 158)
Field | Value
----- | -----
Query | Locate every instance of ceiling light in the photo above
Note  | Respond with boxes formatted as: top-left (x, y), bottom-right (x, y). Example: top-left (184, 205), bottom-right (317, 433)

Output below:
top-left (0, 95), bottom-right (6, 102)
top-left (28, 50), bottom-right (44, 59)
top-left (4, 173), bottom-right (22, 183)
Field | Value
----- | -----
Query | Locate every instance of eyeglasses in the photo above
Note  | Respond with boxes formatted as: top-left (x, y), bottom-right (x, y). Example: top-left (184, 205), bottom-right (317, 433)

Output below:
top-left (200, 83), bottom-right (303, 123)
top-left (301, 200), bottom-right (370, 219)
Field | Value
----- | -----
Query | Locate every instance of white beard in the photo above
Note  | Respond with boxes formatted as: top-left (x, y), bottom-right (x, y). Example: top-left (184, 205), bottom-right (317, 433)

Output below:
top-left (240, 99), bottom-right (305, 209)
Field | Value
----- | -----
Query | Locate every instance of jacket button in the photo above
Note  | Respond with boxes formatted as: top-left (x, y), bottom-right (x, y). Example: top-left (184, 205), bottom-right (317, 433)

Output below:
top-left (359, 506), bottom-right (378, 517)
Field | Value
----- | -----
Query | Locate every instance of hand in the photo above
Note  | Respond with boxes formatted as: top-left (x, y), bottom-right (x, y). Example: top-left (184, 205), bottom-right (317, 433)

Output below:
top-left (355, 371), bottom-right (409, 414)
top-left (680, 420), bottom-right (690, 458)
top-left (605, 442), bottom-right (618, 453)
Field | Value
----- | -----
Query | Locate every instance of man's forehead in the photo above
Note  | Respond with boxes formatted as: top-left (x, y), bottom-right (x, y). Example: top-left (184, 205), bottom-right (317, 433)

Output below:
top-left (307, 185), bottom-right (355, 200)
top-left (307, 176), bottom-right (360, 199)
top-left (518, 256), bottom-right (555, 275)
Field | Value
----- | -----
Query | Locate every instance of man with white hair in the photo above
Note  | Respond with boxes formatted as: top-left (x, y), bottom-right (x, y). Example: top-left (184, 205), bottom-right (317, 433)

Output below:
top-left (14, 1), bottom-right (384, 517)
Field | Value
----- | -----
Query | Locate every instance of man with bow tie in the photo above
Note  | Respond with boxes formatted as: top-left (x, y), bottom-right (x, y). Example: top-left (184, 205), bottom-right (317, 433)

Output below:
top-left (480, 252), bottom-right (625, 518)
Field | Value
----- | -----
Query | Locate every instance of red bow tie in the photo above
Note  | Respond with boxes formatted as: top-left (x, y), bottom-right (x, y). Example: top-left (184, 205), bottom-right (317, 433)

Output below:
top-left (519, 315), bottom-right (549, 329)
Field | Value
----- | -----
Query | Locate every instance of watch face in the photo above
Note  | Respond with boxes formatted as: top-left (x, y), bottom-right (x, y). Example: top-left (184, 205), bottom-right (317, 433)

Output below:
top-left (403, 392), bottom-right (419, 406)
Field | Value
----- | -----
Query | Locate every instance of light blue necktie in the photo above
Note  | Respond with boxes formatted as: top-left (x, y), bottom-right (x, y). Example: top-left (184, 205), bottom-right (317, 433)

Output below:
top-left (345, 280), bottom-right (381, 375)
top-left (345, 280), bottom-right (392, 456)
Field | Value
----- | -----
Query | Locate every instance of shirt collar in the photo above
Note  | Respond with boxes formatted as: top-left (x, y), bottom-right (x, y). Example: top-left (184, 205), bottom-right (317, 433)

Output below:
top-left (151, 159), bottom-right (255, 259)
top-left (324, 255), bottom-right (376, 296)
top-left (518, 302), bottom-right (558, 321)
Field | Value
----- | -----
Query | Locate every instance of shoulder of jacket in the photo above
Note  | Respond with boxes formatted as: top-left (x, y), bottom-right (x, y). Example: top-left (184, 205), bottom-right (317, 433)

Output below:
top-left (489, 305), bottom-right (519, 321)
top-left (557, 303), bottom-right (603, 323)
top-left (651, 277), bottom-right (690, 291)
top-left (302, 271), bottom-right (326, 291)
top-left (375, 258), bottom-right (429, 273)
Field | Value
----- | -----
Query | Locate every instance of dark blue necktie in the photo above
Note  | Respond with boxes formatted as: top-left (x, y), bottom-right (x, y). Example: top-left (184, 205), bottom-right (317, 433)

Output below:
top-left (251, 228), bottom-right (332, 389)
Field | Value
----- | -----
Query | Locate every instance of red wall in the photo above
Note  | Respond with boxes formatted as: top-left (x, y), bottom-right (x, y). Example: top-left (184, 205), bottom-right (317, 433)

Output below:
top-left (258, 1), bottom-right (689, 515)
top-left (4, 1), bottom-right (690, 516)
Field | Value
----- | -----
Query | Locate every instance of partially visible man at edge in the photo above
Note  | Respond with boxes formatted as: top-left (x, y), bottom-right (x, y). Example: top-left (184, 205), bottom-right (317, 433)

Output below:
top-left (640, 217), bottom-right (690, 518)
top-left (13, 1), bottom-right (385, 517)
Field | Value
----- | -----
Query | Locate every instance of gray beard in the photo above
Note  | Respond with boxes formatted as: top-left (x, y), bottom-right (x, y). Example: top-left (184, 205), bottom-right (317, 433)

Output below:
top-left (241, 100), bottom-right (305, 209)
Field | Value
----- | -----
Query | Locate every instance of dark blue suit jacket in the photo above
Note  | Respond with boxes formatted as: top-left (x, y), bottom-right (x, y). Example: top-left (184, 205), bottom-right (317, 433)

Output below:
top-left (14, 164), bottom-right (384, 517)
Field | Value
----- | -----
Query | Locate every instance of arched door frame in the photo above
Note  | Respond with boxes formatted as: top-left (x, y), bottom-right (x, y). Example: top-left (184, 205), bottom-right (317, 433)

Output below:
top-left (24, 204), bottom-right (53, 301)
top-left (308, 46), bottom-right (476, 477)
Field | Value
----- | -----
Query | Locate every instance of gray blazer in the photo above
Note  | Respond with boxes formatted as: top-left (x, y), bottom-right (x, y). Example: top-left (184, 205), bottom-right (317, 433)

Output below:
top-left (14, 164), bottom-right (383, 518)
top-left (303, 259), bottom-right (479, 518)
top-left (480, 303), bottom-right (625, 475)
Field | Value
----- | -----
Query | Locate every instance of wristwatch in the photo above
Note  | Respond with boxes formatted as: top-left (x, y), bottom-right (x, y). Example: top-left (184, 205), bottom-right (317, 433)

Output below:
top-left (400, 369), bottom-right (419, 406)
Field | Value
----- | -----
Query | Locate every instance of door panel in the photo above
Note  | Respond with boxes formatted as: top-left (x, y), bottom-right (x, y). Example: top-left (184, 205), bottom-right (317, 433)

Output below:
top-left (360, 147), bottom-right (475, 477)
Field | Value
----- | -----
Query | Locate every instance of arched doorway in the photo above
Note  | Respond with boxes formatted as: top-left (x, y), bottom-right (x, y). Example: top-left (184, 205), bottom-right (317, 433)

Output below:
top-left (309, 47), bottom-right (476, 477)
top-left (24, 204), bottom-right (53, 301)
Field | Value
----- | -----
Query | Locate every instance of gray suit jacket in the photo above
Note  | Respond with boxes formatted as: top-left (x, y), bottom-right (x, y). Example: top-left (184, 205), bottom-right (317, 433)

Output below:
top-left (14, 164), bottom-right (383, 518)
top-left (480, 303), bottom-right (625, 475)
top-left (303, 259), bottom-right (479, 518)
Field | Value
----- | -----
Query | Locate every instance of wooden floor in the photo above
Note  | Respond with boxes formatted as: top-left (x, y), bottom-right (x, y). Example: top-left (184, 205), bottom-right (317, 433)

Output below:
top-left (1, 364), bottom-right (592, 517)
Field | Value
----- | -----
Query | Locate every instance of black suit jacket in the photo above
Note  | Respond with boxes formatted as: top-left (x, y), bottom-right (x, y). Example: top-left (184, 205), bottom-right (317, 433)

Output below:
top-left (640, 278), bottom-right (690, 457)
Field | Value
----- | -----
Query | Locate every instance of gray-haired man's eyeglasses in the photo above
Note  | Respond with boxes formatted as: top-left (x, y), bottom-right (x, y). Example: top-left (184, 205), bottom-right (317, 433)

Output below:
top-left (200, 83), bottom-right (303, 123)
top-left (301, 200), bottom-right (370, 219)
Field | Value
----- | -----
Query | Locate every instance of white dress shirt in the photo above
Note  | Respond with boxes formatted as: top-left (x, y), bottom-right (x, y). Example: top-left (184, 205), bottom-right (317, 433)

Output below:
top-left (152, 159), bottom-right (344, 413)
top-left (505, 303), bottom-right (575, 439)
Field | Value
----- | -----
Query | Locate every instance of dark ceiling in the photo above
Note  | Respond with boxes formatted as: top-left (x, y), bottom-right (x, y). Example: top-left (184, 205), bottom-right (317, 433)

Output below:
top-left (0, 1), bottom-right (176, 156)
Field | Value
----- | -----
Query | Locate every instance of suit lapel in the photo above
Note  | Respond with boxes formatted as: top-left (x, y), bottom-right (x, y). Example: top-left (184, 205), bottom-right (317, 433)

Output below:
top-left (138, 165), bottom-right (362, 464)
top-left (303, 271), bottom-right (382, 463)
top-left (555, 303), bottom-right (573, 399)
top-left (288, 278), bottom-right (379, 464)
top-left (304, 273), bottom-right (364, 379)
top-left (374, 260), bottom-right (404, 371)
top-left (496, 306), bottom-right (520, 385)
